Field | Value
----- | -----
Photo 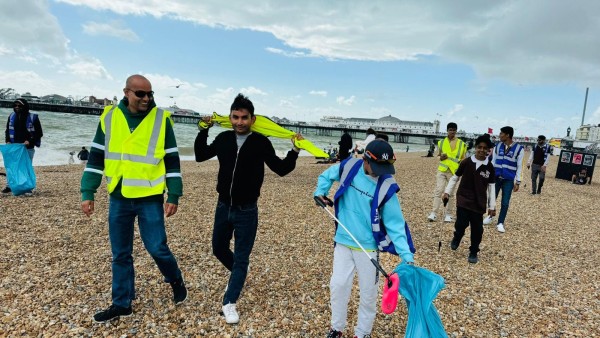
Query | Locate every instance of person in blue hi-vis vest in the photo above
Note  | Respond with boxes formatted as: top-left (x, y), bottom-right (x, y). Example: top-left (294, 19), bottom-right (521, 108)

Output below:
top-left (314, 139), bottom-right (415, 338)
top-left (484, 126), bottom-right (524, 233)
top-left (3, 98), bottom-right (43, 194)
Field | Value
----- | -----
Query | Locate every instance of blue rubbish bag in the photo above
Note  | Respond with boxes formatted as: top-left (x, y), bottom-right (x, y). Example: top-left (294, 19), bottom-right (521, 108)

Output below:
top-left (393, 263), bottom-right (448, 338)
top-left (0, 144), bottom-right (36, 196)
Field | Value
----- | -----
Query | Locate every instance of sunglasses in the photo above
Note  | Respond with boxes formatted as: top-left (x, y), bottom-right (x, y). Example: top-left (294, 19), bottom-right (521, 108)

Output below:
top-left (127, 88), bottom-right (154, 99)
top-left (364, 149), bottom-right (396, 164)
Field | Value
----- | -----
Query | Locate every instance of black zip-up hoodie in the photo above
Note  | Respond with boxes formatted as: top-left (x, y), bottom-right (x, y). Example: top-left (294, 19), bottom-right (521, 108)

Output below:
top-left (194, 129), bottom-right (298, 205)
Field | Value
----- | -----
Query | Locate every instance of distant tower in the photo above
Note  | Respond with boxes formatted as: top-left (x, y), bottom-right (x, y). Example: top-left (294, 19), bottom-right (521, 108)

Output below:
top-left (581, 87), bottom-right (589, 126)
top-left (567, 126), bottom-right (571, 138)
top-left (433, 120), bottom-right (440, 133)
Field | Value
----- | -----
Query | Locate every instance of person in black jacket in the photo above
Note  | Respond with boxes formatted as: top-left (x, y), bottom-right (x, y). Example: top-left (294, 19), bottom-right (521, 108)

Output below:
top-left (194, 93), bottom-right (302, 325)
top-left (338, 129), bottom-right (352, 161)
top-left (3, 98), bottom-right (43, 194)
top-left (77, 146), bottom-right (89, 164)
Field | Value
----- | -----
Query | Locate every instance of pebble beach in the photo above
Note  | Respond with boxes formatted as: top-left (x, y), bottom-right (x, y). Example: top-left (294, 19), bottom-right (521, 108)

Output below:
top-left (0, 152), bottom-right (598, 337)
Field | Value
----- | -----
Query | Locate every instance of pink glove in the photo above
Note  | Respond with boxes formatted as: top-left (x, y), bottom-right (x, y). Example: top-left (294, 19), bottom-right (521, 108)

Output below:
top-left (381, 273), bottom-right (400, 314)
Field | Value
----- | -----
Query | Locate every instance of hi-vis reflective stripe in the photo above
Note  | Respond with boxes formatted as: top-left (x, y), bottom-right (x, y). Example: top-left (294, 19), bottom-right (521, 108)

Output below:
top-left (440, 138), bottom-right (464, 164)
top-left (372, 176), bottom-right (397, 250)
top-left (122, 176), bottom-right (165, 188)
top-left (340, 158), bottom-right (361, 183)
top-left (84, 167), bottom-right (103, 175)
top-left (376, 177), bottom-right (396, 205)
top-left (166, 172), bottom-right (182, 178)
top-left (501, 164), bottom-right (517, 170)
top-left (104, 107), bottom-right (165, 165)
top-left (450, 141), bottom-right (464, 163)
top-left (165, 147), bottom-right (178, 154)
top-left (91, 142), bottom-right (105, 150)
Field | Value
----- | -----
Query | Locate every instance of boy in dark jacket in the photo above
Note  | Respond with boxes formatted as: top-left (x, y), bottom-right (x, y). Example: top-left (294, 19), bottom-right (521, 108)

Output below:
top-left (194, 93), bottom-right (302, 324)
top-left (443, 134), bottom-right (496, 264)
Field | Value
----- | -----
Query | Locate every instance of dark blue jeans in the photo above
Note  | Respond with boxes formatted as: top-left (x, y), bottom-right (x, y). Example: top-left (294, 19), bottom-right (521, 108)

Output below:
top-left (494, 178), bottom-right (514, 224)
top-left (108, 196), bottom-right (182, 308)
top-left (212, 200), bottom-right (258, 305)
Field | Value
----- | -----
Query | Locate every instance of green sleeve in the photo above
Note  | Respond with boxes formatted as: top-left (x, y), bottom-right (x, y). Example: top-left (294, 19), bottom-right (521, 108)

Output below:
top-left (164, 117), bottom-right (182, 204)
top-left (80, 123), bottom-right (105, 201)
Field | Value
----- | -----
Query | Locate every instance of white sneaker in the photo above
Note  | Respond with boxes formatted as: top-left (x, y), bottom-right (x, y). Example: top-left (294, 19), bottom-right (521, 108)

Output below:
top-left (427, 212), bottom-right (437, 222)
top-left (483, 216), bottom-right (494, 225)
top-left (222, 303), bottom-right (239, 324)
top-left (497, 223), bottom-right (505, 233)
top-left (444, 214), bottom-right (453, 222)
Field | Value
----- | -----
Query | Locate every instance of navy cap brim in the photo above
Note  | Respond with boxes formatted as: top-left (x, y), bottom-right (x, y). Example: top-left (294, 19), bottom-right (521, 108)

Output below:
top-left (368, 160), bottom-right (395, 176)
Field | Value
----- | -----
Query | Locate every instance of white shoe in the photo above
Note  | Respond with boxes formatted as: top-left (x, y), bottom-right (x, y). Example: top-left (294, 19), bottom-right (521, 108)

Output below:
top-left (222, 303), bottom-right (239, 324)
top-left (483, 216), bottom-right (494, 225)
top-left (497, 223), bottom-right (505, 233)
top-left (427, 212), bottom-right (437, 222)
top-left (444, 214), bottom-right (453, 222)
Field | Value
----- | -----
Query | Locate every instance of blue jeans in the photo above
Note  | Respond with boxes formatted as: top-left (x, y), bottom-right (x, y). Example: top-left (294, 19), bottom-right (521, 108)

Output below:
top-left (108, 196), bottom-right (182, 308)
top-left (494, 178), bottom-right (514, 224)
top-left (212, 200), bottom-right (258, 305)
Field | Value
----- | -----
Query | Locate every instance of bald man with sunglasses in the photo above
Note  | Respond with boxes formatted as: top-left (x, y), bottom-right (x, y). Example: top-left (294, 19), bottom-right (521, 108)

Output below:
top-left (80, 74), bottom-right (187, 323)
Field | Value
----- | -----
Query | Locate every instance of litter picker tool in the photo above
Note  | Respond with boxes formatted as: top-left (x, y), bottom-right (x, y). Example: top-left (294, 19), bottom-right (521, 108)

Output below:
top-left (314, 195), bottom-right (400, 314)
top-left (314, 196), bottom-right (392, 280)
top-left (439, 196), bottom-right (449, 253)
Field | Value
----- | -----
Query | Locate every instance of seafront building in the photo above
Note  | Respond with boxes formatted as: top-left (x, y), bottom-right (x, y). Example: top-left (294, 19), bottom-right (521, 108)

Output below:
top-left (319, 115), bottom-right (440, 134)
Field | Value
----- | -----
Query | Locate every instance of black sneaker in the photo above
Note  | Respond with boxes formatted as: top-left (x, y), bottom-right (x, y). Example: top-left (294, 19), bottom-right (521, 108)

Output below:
top-left (93, 304), bottom-right (132, 323)
top-left (326, 328), bottom-right (343, 338)
top-left (450, 238), bottom-right (460, 251)
top-left (1, 187), bottom-right (11, 194)
top-left (171, 277), bottom-right (187, 305)
top-left (468, 252), bottom-right (478, 264)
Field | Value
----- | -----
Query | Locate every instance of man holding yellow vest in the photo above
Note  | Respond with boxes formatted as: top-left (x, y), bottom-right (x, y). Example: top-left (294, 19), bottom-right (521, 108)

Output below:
top-left (80, 75), bottom-right (186, 323)
top-left (428, 122), bottom-right (467, 222)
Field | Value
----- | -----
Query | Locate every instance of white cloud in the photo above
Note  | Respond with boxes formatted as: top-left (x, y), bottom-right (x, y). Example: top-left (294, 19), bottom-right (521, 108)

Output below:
top-left (55, 0), bottom-right (600, 85)
top-left (240, 86), bottom-right (267, 96)
top-left (447, 104), bottom-right (464, 117)
top-left (265, 47), bottom-right (317, 58)
top-left (82, 21), bottom-right (140, 42)
top-left (589, 106), bottom-right (600, 125)
top-left (0, 44), bottom-right (13, 55)
top-left (0, 70), bottom-right (57, 96)
top-left (279, 99), bottom-right (296, 109)
top-left (336, 95), bottom-right (355, 106)
top-left (309, 90), bottom-right (327, 97)
top-left (18, 55), bottom-right (38, 64)
top-left (0, 0), bottom-right (69, 58)
top-left (66, 58), bottom-right (112, 80)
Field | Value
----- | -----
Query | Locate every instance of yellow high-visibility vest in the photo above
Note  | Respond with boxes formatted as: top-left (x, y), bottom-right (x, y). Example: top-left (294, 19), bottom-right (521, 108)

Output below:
top-left (100, 105), bottom-right (169, 198)
top-left (437, 137), bottom-right (466, 174)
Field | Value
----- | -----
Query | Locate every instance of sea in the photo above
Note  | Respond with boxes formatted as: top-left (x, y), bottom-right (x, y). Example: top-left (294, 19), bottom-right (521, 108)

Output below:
top-left (0, 108), bottom-right (428, 166)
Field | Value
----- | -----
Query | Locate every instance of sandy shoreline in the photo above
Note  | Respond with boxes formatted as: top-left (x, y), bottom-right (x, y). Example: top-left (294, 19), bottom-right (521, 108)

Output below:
top-left (1, 152), bottom-right (598, 337)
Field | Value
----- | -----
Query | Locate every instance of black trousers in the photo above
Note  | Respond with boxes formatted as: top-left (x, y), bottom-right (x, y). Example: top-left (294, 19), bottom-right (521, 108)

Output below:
top-left (453, 206), bottom-right (484, 254)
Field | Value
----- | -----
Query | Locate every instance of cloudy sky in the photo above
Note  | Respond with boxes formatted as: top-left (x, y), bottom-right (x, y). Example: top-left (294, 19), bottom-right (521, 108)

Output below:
top-left (1, 0), bottom-right (600, 137)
